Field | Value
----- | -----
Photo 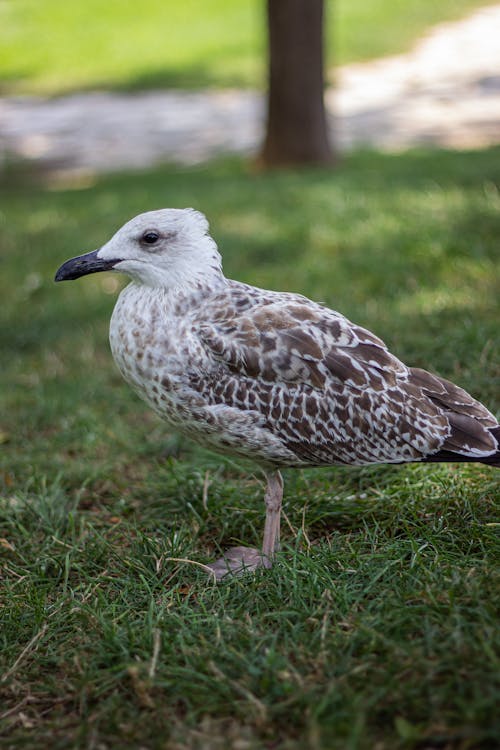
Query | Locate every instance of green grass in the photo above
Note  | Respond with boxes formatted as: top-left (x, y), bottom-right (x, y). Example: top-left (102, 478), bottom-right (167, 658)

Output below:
top-left (0, 0), bottom-right (497, 95)
top-left (1, 149), bottom-right (499, 748)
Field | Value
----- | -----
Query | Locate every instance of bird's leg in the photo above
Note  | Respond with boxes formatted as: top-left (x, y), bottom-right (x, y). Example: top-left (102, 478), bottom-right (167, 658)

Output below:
top-left (261, 470), bottom-right (283, 565)
top-left (206, 470), bottom-right (283, 580)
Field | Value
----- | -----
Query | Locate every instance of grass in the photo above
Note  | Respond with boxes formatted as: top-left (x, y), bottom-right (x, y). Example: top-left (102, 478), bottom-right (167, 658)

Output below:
top-left (0, 0), bottom-right (498, 95)
top-left (1, 148), bottom-right (500, 748)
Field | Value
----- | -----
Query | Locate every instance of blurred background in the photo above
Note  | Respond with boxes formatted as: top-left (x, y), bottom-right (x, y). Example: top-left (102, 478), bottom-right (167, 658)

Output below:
top-left (1, 0), bottom-right (500, 176)
top-left (1, 3), bottom-right (499, 748)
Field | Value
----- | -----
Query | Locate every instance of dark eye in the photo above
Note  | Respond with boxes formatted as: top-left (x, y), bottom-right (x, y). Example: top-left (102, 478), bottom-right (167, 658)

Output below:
top-left (141, 231), bottom-right (160, 245)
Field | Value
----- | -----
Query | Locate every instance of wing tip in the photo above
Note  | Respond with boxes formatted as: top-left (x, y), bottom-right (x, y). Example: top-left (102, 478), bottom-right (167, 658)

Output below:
top-left (423, 424), bottom-right (500, 467)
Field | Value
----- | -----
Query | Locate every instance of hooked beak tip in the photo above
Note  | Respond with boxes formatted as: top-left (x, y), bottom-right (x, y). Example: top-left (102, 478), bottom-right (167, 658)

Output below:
top-left (54, 249), bottom-right (119, 282)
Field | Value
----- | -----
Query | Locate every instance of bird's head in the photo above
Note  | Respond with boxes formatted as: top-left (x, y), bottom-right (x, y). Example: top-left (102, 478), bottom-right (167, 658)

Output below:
top-left (55, 208), bottom-right (223, 290)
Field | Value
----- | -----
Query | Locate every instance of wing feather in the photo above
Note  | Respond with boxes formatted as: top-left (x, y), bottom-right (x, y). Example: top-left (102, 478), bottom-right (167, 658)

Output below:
top-left (197, 288), bottom-right (406, 393)
top-left (188, 284), bottom-right (497, 466)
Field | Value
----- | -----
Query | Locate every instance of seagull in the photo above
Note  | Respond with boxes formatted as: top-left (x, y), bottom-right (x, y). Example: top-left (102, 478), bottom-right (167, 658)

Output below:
top-left (55, 208), bottom-right (500, 579)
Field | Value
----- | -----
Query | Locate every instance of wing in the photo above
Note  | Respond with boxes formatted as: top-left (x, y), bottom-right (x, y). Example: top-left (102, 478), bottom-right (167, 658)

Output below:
top-left (196, 285), bottom-right (407, 392)
top-left (187, 284), bottom-right (497, 466)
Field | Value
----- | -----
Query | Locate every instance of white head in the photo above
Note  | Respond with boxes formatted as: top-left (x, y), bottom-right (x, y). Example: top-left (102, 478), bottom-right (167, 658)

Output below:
top-left (55, 208), bottom-right (224, 290)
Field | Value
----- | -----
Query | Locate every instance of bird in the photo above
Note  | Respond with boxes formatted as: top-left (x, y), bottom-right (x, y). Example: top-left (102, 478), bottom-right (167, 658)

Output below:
top-left (55, 208), bottom-right (500, 579)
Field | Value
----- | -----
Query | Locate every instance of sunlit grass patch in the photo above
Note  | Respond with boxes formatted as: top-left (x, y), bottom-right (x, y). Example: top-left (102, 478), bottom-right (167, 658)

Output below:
top-left (0, 0), bottom-right (498, 94)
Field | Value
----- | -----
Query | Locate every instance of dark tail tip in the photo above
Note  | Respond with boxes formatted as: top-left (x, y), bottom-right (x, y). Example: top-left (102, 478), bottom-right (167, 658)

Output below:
top-left (423, 425), bottom-right (500, 467)
top-left (481, 426), bottom-right (500, 467)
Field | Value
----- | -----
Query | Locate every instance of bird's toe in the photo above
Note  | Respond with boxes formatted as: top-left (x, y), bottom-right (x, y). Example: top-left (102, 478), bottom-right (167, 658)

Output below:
top-left (206, 546), bottom-right (271, 580)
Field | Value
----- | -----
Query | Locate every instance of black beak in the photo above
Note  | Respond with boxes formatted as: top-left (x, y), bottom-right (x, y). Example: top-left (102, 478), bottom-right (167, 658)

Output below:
top-left (54, 249), bottom-right (120, 282)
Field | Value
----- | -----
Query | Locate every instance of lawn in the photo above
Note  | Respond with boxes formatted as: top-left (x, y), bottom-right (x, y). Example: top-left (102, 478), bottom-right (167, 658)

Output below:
top-left (1, 0), bottom-right (498, 95)
top-left (1, 149), bottom-right (499, 748)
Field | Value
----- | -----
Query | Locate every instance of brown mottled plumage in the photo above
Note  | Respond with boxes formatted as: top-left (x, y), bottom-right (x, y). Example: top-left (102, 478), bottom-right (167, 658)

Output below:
top-left (55, 209), bottom-right (500, 579)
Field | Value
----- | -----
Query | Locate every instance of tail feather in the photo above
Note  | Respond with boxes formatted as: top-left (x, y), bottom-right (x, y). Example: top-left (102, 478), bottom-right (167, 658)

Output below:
top-left (424, 425), bottom-right (500, 467)
top-left (409, 367), bottom-right (497, 426)
top-left (443, 413), bottom-right (499, 456)
top-left (407, 368), bottom-right (499, 468)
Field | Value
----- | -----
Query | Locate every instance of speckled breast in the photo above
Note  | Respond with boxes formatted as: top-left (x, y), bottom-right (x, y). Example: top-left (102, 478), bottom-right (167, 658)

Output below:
top-left (108, 283), bottom-right (201, 428)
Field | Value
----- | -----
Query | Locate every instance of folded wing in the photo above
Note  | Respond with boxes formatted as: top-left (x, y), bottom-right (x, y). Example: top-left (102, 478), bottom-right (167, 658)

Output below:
top-left (190, 285), bottom-right (498, 466)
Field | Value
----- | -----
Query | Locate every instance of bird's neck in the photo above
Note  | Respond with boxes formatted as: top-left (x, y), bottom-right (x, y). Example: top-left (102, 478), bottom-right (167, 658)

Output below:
top-left (119, 271), bottom-right (226, 318)
top-left (161, 255), bottom-right (226, 295)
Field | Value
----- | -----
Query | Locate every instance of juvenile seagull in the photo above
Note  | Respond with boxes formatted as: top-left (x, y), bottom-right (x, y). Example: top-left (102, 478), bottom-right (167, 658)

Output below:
top-left (55, 209), bottom-right (500, 578)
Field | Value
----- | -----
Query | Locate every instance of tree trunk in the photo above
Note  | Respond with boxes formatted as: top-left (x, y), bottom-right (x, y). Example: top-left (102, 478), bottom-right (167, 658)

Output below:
top-left (260, 0), bottom-right (333, 167)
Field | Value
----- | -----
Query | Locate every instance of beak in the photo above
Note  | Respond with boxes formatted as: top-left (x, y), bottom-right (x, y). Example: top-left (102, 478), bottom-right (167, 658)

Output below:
top-left (54, 249), bottom-right (120, 282)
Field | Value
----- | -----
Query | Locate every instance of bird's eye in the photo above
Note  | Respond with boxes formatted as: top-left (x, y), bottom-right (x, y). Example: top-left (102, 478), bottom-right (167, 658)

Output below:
top-left (141, 231), bottom-right (160, 245)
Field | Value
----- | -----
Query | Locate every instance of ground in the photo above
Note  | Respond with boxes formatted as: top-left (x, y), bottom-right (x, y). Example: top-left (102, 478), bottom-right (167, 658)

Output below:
top-left (0, 4), bottom-right (499, 749)
top-left (1, 149), bottom-right (499, 749)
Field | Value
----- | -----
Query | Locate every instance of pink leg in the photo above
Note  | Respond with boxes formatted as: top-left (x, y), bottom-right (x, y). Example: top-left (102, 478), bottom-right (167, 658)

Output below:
top-left (261, 470), bottom-right (283, 565)
top-left (207, 470), bottom-right (283, 580)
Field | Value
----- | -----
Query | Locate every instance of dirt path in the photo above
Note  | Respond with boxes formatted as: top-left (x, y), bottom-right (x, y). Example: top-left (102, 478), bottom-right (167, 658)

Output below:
top-left (1, 4), bottom-right (499, 177)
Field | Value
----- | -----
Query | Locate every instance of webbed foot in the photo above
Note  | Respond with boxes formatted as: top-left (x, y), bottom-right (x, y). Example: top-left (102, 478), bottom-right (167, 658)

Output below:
top-left (206, 546), bottom-right (271, 580)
